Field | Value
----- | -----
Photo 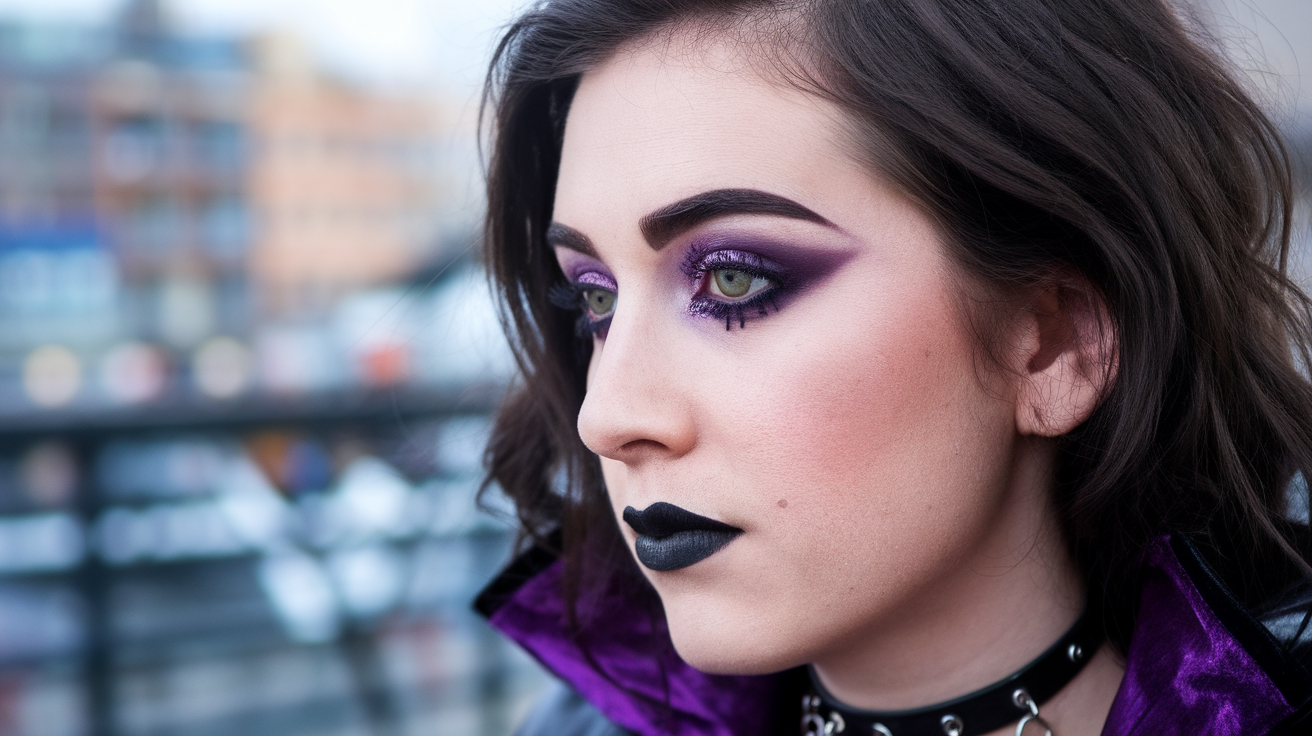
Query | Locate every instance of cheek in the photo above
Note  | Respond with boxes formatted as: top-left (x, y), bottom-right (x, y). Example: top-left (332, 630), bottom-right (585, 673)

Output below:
top-left (760, 289), bottom-right (974, 432)
top-left (700, 271), bottom-right (1014, 561)
top-left (656, 272), bottom-right (1019, 673)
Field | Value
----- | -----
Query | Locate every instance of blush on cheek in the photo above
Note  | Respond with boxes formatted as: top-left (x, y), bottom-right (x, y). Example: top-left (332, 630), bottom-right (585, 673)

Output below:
top-left (741, 278), bottom-right (993, 529)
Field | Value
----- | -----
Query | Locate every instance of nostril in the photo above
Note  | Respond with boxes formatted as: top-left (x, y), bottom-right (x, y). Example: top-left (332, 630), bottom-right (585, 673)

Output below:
top-left (618, 438), bottom-right (668, 456)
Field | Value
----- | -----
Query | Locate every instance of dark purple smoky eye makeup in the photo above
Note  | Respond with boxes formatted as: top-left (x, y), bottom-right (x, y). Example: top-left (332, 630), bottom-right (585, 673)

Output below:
top-left (549, 232), bottom-right (856, 337)
top-left (682, 247), bottom-right (787, 330)
top-left (549, 270), bottom-right (617, 338)
top-left (679, 234), bottom-right (855, 331)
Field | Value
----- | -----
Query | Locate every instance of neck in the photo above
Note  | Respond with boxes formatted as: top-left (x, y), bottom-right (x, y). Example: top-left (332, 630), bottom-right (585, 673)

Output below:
top-left (809, 437), bottom-right (1123, 735)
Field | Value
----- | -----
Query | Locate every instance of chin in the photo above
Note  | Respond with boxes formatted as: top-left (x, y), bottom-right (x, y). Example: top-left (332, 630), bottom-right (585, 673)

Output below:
top-left (660, 594), bottom-right (805, 676)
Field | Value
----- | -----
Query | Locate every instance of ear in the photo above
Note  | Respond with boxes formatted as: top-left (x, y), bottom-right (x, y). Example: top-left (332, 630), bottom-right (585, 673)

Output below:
top-left (1014, 277), bottom-right (1117, 437)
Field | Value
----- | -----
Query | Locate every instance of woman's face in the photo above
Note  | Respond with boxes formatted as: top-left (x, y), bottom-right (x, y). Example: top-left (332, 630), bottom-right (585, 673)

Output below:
top-left (552, 34), bottom-right (1044, 677)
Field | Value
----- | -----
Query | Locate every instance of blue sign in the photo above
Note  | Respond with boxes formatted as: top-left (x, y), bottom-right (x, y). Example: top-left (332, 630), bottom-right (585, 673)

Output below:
top-left (0, 220), bottom-right (102, 253)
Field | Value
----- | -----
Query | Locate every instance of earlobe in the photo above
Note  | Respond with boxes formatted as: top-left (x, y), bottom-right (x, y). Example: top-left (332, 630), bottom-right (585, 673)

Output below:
top-left (1015, 280), bottom-right (1117, 437)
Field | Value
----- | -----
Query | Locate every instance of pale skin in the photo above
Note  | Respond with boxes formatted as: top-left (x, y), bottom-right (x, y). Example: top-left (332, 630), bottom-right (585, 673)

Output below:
top-left (552, 30), bottom-right (1125, 736)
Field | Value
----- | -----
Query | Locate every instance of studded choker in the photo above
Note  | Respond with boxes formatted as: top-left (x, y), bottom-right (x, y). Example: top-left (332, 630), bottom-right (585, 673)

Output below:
top-left (802, 607), bottom-right (1101, 736)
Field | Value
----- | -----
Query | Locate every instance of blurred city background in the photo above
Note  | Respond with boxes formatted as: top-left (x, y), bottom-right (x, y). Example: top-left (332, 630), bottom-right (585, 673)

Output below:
top-left (0, 0), bottom-right (542, 734)
top-left (0, 1), bottom-right (1303, 736)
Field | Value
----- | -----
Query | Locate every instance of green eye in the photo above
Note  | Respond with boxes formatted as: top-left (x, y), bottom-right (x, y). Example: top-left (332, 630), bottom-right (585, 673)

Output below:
top-left (713, 269), bottom-right (753, 298)
top-left (583, 288), bottom-right (616, 317)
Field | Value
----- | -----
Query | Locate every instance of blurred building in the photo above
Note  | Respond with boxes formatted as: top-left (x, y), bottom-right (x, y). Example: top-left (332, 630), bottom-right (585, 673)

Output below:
top-left (0, 0), bottom-right (464, 412)
top-left (2, 3), bottom-right (1299, 736)
top-left (0, 3), bottom-right (530, 736)
top-left (247, 33), bottom-right (443, 316)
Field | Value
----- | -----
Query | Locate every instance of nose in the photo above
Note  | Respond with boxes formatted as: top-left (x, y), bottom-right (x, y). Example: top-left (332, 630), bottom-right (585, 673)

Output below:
top-left (576, 308), bottom-right (697, 465)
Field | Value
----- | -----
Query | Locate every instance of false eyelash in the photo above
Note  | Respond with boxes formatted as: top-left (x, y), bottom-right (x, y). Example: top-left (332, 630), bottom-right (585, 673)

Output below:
top-left (549, 280), bottom-right (612, 338)
top-left (683, 249), bottom-right (788, 330)
top-left (689, 288), bottom-right (781, 330)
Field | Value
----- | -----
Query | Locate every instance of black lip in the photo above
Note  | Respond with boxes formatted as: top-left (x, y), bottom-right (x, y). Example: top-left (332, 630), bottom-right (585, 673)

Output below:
top-left (623, 502), bottom-right (743, 572)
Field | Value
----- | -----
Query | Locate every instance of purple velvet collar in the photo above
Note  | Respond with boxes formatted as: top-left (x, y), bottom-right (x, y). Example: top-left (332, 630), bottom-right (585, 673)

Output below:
top-left (479, 536), bottom-right (1303, 735)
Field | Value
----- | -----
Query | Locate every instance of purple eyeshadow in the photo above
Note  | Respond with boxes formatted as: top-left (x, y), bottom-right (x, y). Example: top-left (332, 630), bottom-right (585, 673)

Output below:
top-left (677, 232), bottom-right (856, 329)
top-left (680, 232), bottom-right (855, 284)
top-left (574, 270), bottom-right (617, 290)
top-left (666, 232), bottom-right (850, 330)
top-left (554, 248), bottom-right (616, 287)
top-left (551, 230), bottom-right (856, 336)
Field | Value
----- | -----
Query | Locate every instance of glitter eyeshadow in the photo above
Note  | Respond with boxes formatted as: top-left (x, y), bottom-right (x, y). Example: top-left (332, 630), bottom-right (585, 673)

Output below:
top-left (679, 233), bottom-right (857, 330)
top-left (575, 270), bottom-right (617, 290)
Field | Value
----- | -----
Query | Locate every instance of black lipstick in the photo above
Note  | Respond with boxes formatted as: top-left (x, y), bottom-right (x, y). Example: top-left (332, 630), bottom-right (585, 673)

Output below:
top-left (622, 502), bottom-right (743, 572)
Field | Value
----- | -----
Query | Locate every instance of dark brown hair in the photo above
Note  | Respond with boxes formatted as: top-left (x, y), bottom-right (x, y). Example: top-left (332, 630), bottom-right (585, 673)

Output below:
top-left (480, 0), bottom-right (1312, 652)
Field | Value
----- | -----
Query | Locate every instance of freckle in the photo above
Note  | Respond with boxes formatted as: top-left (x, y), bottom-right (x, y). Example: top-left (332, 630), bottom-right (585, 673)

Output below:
top-left (777, 499), bottom-right (788, 508)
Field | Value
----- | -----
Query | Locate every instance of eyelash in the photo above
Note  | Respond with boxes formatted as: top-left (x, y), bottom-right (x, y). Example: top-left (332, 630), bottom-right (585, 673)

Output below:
top-left (685, 249), bottom-right (786, 331)
top-left (549, 280), bottom-right (614, 338)
top-left (550, 249), bottom-right (788, 338)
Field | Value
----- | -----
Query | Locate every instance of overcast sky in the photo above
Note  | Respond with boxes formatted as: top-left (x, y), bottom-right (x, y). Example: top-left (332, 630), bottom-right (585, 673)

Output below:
top-left (0, 0), bottom-right (1305, 122)
top-left (0, 0), bottom-right (528, 96)
top-left (1198, 0), bottom-right (1312, 124)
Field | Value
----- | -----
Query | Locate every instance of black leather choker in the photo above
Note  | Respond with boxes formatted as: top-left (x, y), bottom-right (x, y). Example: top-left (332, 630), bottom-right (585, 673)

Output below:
top-left (802, 607), bottom-right (1101, 736)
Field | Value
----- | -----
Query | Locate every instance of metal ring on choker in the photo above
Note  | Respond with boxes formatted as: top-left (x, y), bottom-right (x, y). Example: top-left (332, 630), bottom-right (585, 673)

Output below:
top-left (801, 606), bottom-right (1101, 736)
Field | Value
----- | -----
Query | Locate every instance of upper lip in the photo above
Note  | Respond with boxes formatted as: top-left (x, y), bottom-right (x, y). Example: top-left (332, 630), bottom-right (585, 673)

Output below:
top-left (623, 502), bottom-right (742, 537)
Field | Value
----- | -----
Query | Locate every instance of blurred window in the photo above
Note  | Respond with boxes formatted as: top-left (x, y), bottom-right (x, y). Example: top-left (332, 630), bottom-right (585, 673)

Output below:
top-left (0, 249), bottom-right (116, 316)
top-left (103, 117), bottom-right (165, 182)
top-left (47, 103), bottom-right (88, 152)
top-left (189, 119), bottom-right (245, 172)
top-left (2, 83), bottom-right (49, 144)
top-left (126, 196), bottom-right (182, 253)
top-left (201, 196), bottom-right (250, 261)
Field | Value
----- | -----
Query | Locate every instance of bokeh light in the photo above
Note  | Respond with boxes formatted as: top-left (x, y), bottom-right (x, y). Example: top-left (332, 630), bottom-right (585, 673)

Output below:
top-left (99, 342), bottom-right (167, 403)
top-left (23, 345), bottom-right (82, 408)
top-left (192, 335), bottom-right (253, 398)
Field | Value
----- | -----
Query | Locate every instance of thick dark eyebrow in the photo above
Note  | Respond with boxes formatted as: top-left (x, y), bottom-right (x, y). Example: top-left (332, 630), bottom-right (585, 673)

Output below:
top-left (639, 188), bottom-right (835, 250)
top-left (545, 222), bottom-right (597, 256)
top-left (546, 188), bottom-right (835, 257)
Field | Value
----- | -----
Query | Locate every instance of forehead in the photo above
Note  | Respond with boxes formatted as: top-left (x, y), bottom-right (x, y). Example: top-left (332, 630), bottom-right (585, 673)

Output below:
top-left (554, 32), bottom-right (868, 232)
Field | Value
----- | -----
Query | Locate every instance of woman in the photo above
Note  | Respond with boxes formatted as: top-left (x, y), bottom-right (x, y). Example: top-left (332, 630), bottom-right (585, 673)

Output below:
top-left (473, 1), bottom-right (1312, 734)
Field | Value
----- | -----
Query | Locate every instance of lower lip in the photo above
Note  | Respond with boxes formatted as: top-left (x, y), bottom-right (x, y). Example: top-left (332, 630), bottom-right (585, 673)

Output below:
top-left (634, 529), bottom-right (741, 571)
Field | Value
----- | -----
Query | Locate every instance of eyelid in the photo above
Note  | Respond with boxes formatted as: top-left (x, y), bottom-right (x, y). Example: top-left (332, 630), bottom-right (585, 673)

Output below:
top-left (555, 246), bottom-right (616, 288)
top-left (573, 269), bottom-right (617, 291)
top-left (688, 249), bottom-right (786, 288)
